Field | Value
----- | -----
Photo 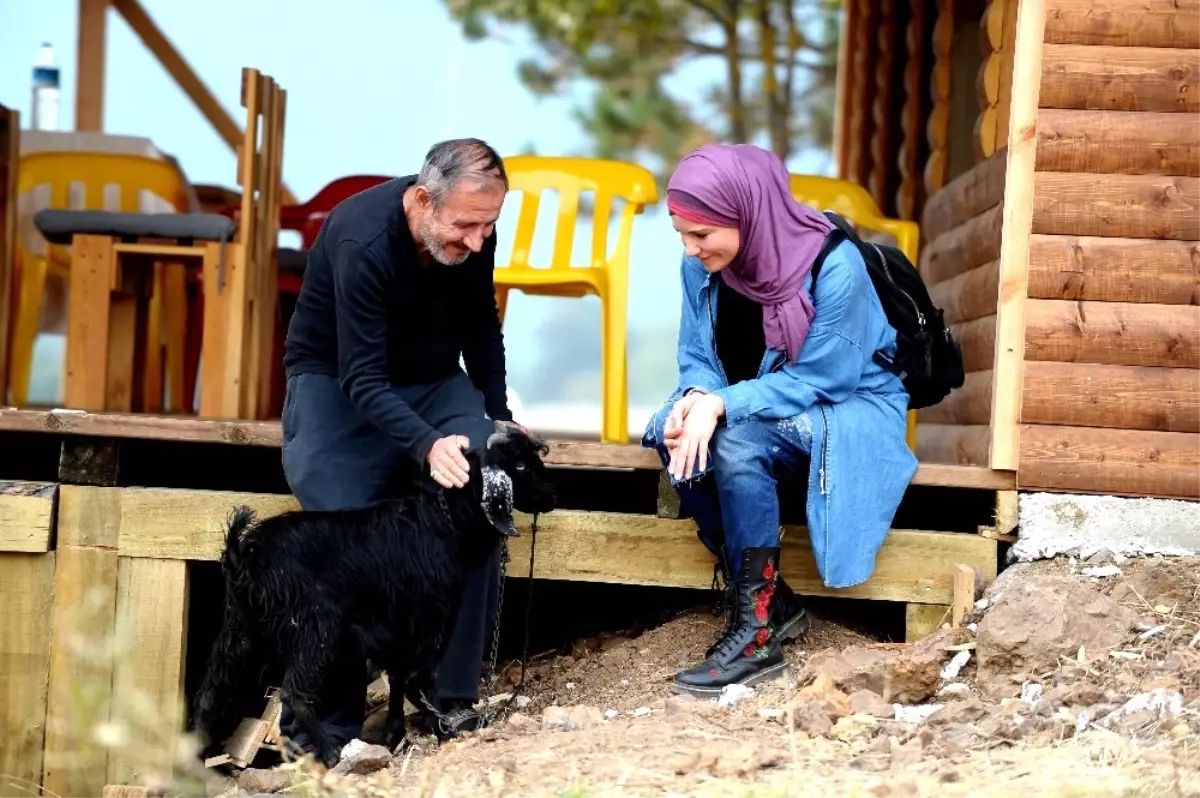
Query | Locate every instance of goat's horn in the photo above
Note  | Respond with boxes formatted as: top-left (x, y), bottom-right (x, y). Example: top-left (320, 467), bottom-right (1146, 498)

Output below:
top-left (493, 420), bottom-right (510, 434)
top-left (486, 432), bottom-right (508, 450)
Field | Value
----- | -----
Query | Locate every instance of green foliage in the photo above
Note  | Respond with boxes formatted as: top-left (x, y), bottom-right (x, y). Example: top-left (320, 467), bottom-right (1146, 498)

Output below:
top-left (445, 0), bottom-right (842, 184)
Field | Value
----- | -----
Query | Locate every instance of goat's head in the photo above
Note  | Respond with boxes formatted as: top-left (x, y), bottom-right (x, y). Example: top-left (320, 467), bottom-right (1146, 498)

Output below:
top-left (475, 421), bottom-right (556, 537)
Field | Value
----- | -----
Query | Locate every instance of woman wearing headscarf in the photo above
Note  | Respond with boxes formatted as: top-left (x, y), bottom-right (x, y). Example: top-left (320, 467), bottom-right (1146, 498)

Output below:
top-left (643, 143), bottom-right (918, 696)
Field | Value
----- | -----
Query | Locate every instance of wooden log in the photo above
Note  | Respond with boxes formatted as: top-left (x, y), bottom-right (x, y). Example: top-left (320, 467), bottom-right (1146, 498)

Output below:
top-left (1019, 424), bottom-right (1200, 498)
top-left (1025, 299), bottom-right (1200, 368)
top-left (103, 487), bottom-right (997, 605)
top-left (1036, 109), bottom-right (1200, 177)
top-left (0, 552), bottom-right (56, 788)
top-left (1040, 44), bottom-right (1200, 114)
top-left (0, 482), bottom-right (56, 553)
top-left (951, 564), bottom-right (977, 626)
top-left (1044, 0), bottom-right (1200, 48)
top-left (918, 203), bottom-right (1005, 285)
top-left (951, 316), bottom-right (998, 372)
top-left (1028, 235), bottom-right (1200, 304)
top-left (918, 369), bottom-right (993, 426)
top-left (1033, 173), bottom-right (1200, 240)
top-left (921, 148), bottom-right (1007, 244)
top-left (914, 423), bottom-right (992, 466)
top-left (1022, 361), bottom-right (1199, 433)
top-left (928, 260), bottom-right (1000, 326)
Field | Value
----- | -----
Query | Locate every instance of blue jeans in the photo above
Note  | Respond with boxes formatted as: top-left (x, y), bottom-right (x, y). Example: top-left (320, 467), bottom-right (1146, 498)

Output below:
top-left (279, 369), bottom-right (501, 749)
top-left (643, 400), bottom-right (814, 569)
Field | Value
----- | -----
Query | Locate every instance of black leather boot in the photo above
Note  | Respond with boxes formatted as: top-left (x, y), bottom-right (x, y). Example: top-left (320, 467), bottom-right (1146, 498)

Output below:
top-left (676, 547), bottom-right (790, 697)
top-left (705, 544), bottom-right (809, 658)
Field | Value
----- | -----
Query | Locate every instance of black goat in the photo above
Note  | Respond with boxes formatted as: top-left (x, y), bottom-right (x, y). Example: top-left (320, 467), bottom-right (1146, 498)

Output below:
top-left (191, 423), bottom-right (556, 766)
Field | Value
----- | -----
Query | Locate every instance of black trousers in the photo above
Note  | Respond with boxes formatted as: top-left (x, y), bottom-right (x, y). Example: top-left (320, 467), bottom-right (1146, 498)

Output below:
top-left (278, 369), bottom-right (502, 749)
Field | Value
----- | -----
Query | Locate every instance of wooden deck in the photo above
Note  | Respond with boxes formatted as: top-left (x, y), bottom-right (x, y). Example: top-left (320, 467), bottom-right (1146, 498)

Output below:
top-left (0, 407), bottom-right (1016, 490)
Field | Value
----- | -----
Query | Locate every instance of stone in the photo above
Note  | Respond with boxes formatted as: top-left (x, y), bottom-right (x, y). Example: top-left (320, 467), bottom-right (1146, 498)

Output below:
top-left (799, 628), bottom-right (961, 705)
top-left (542, 705), bottom-right (604, 732)
top-left (790, 701), bottom-right (834, 737)
top-left (795, 674), bottom-right (854, 718)
top-left (850, 690), bottom-right (894, 718)
top-left (888, 737), bottom-right (924, 770)
top-left (665, 695), bottom-right (698, 715)
top-left (928, 696), bottom-right (989, 727)
top-left (541, 706), bottom-right (570, 732)
top-left (329, 740), bottom-right (392, 776)
top-left (937, 683), bottom-right (972, 701)
top-left (506, 712), bottom-right (540, 734)
top-left (975, 575), bottom-right (1138, 699)
top-left (830, 714), bottom-right (879, 742)
top-left (236, 768), bottom-right (290, 795)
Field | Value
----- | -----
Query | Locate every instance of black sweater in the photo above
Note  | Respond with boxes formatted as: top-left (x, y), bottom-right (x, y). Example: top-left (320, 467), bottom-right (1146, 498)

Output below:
top-left (283, 176), bottom-right (512, 464)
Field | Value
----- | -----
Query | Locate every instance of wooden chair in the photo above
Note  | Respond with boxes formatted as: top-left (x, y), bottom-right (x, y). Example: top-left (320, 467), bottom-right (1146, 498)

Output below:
top-left (788, 174), bottom-right (920, 450)
top-left (496, 155), bottom-right (658, 444)
top-left (0, 104), bottom-right (17, 404)
top-left (32, 67), bottom-right (286, 419)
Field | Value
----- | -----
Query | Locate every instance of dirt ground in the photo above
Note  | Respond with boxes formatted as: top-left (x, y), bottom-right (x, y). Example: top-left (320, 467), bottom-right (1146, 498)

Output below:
top-left (214, 555), bottom-right (1199, 798)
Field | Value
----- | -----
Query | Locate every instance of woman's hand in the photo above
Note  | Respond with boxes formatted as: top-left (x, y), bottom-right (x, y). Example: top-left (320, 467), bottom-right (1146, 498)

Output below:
top-left (668, 393), bottom-right (725, 481)
top-left (663, 393), bottom-right (701, 452)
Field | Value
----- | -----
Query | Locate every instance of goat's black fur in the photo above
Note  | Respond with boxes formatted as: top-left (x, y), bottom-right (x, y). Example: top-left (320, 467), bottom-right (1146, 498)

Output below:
top-left (191, 424), bottom-right (556, 766)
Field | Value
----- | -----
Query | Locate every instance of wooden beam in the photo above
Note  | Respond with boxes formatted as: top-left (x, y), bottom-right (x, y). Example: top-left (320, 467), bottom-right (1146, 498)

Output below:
top-left (0, 104), bottom-right (18, 396)
top-left (951, 564), bottom-right (977, 626)
top-left (1025, 299), bottom-right (1200, 368)
top-left (929, 260), bottom-right (1000, 326)
top-left (1027, 235), bottom-right (1200, 305)
top-left (918, 203), bottom-right (1004, 285)
top-left (1033, 173), bottom-right (1200, 240)
top-left (832, 0), bottom-right (859, 179)
top-left (919, 369), bottom-right (993, 426)
top-left (108, 0), bottom-right (296, 204)
top-left (914, 423), bottom-right (992, 467)
top-left (0, 482), bottom-right (56, 553)
top-left (1022, 361), bottom-right (1200, 433)
top-left (1036, 109), bottom-right (1200, 177)
top-left (0, 552), bottom-right (56, 789)
top-left (990, 0), bottom-right (1046, 471)
top-left (1040, 44), bottom-right (1200, 114)
top-left (75, 0), bottom-right (108, 131)
top-left (0, 409), bottom-right (1018, 490)
top-left (1019, 424), bottom-right (1200, 498)
top-left (105, 487), bottom-right (996, 605)
top-left (921, 148), bottom-right (1007, 244)
top-left (1043, 0), bottom-right (1200, 48)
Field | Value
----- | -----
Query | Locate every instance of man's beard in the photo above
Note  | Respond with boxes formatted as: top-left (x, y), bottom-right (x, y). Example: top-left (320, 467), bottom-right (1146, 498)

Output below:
top-left (416, 217), bottom-right (470, 266)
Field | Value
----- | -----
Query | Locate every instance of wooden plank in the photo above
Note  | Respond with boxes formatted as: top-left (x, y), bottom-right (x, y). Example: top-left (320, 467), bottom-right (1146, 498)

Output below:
top-left (75, 0), bottom-right (108, 131)
top-left (918, 203), bottom-right (1004, 286)
top-left (0, 482), bottom-right (56, 553)
top-left (1028, 235), bottom-right (1200, 304)
top-left (1033, 173), bottom-right (1200, 240)
top-left (914, 423), bottom-right (993, 466)
top-left (102, 487), bottom-right (997, 604)
top-left (919, 369), bottom-right (992, 426)
top-left (0, 409), bottom-right (1016, 490)
top-left (65, 235), bottom-right (116, 412)
top-left (0, 105), bottom-right (19, 395)
top-left (921, 149), bottom-right (1008, 245)
top-left (952, 315), bottom-right (998, 372)
top-left (60, 438), bottom-right (122, 487)
top-left (951, 564), bottom-right (977, 626)
top-left (1025, 299), bottom-right (1200, 368)
top-left (929, 262), bottom-right (1000, 326)
top-left (107, 557), bottom-right (190, 786)
top-left (42, 546), bottom-right (120, 798)
top-left (1036, 109), bottom-right (1200, 177)
top-left (1022, 361), bottom-right (1200, 433)
top-left (1019, 424), bottom-right (1200, 498)
top-left (0, 552), bottom-right (56, 788)
top-left (988, 0), bottom-right (1047, 473)
top-left (1040, 43), bottom-right (1200, 114)
top-left (58, 485), bottom-right (122, 548)
top-left (1043, 0), bottom-right (1200, 48)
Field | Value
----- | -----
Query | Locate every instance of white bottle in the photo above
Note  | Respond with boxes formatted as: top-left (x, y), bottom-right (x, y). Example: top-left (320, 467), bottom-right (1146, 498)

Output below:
top-left (31, 42), bottom-right (60, 131)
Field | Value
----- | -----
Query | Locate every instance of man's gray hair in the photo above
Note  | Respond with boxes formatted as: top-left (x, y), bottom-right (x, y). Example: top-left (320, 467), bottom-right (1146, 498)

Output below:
top-left (417, 138), bottom-right (509, 209)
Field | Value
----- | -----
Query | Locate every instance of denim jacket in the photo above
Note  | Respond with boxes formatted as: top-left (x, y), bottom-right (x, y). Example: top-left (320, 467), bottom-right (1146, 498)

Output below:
top-left (661, 239), bottom-right (918, 588)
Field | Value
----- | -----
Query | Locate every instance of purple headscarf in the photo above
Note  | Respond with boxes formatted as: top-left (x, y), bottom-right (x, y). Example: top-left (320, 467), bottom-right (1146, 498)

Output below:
top-left (667, 143), bottom-right (833, 362)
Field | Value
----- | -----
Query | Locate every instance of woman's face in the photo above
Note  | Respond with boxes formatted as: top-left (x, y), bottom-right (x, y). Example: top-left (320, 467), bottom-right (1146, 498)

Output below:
top-left (671, 214), bottom-right (740, 273)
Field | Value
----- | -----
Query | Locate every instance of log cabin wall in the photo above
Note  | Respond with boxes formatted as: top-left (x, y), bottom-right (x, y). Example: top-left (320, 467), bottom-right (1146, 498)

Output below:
top-left (1020, 0), bottom-right (1200, 499)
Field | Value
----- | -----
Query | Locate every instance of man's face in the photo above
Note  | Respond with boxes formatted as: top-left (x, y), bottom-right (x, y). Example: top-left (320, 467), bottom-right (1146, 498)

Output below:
top-left (414, 178), bottom-right (506, 266)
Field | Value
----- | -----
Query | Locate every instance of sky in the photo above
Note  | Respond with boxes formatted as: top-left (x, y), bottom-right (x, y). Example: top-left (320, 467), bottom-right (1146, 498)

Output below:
top-left (1, 0), bottom-right (833, 425)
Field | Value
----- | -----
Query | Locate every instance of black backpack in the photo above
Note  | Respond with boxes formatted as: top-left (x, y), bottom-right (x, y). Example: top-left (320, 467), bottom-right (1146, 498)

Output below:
top-left (810, 211), bottom-right (964, 410)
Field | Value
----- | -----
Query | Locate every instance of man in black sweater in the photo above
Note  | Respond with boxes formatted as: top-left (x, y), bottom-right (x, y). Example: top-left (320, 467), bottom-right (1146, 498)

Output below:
top-left (280, 138), bottom-right (520, 750)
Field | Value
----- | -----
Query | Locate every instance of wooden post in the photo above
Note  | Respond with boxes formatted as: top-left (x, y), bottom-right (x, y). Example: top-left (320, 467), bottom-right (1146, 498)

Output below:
top-left (60, 438), bottom-right (122, 487)
top-left (76, 0), bottom-right (109, 131)
top-left (0, 104), bottom-right (17, 399)
top-left (988, 0), bottom-right (1047, 470)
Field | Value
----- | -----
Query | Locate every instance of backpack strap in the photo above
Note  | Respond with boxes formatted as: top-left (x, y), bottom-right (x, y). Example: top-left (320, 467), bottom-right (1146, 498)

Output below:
top-left (809, 211), bottom-right (852, 289)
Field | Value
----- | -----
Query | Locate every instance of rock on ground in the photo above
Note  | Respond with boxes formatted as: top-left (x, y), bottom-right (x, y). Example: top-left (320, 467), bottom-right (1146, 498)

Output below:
top-left (799, 628), bottom-right (960, 704)
top-left (330, 740), bottom-right (393, 776)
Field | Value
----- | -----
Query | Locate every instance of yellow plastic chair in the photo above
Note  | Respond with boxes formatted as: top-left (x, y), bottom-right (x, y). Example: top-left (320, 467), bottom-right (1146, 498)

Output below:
top-left (496, 156), bottom-right (658, 444)
top-left (788, 174), bottom-right (920, 451)
top-left (10, 151), bottom-right (191, 407)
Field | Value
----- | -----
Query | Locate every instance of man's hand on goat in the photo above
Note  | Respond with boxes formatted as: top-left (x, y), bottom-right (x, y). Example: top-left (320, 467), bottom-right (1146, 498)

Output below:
top-left (427, 435), bottom-right (472, 489)
top-left (668, 393), bottom-right (725, 482)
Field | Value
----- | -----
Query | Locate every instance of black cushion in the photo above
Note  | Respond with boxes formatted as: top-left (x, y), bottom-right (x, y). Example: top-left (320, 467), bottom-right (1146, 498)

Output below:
top-left (277, 247), bottom-right (308, 274)
top-left (33, 209), bottom-right (236, 245)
